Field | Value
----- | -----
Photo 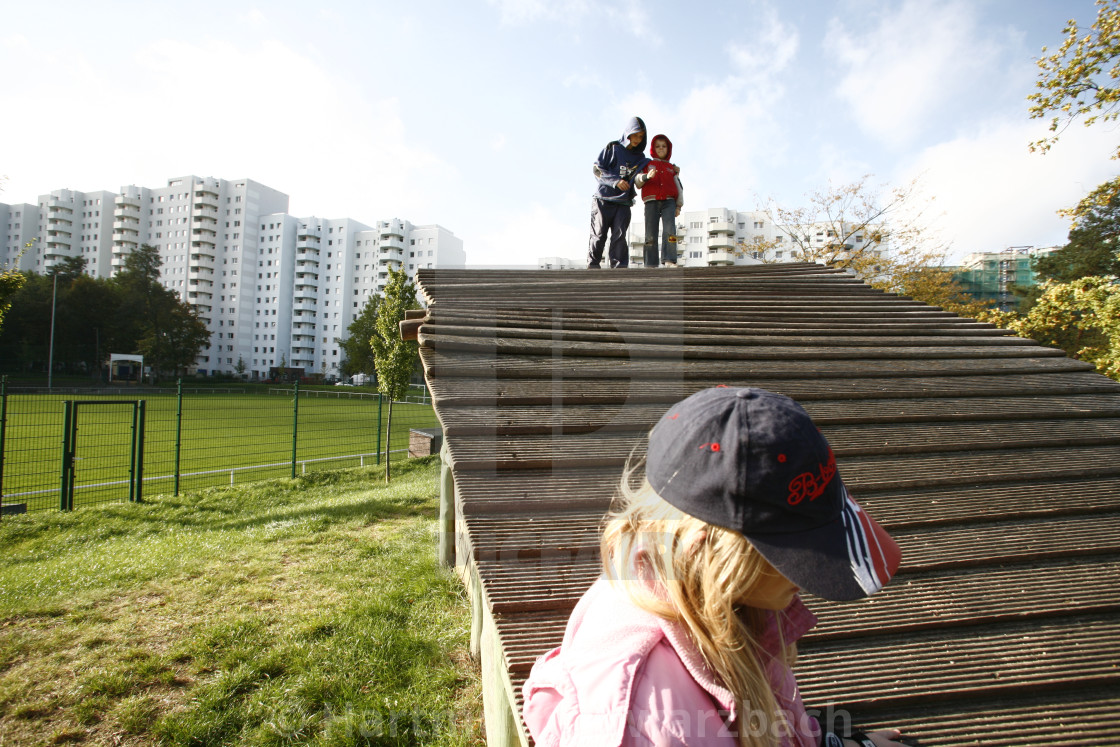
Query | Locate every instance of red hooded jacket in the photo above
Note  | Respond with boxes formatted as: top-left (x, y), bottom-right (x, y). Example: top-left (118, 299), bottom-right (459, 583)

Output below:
top-left (639, 134), bottom-right (682, 204)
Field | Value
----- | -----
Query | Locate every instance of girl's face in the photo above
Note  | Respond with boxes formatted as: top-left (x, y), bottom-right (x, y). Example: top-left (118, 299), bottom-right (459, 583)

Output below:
top-left (739, 558), bottom-right (799, 610)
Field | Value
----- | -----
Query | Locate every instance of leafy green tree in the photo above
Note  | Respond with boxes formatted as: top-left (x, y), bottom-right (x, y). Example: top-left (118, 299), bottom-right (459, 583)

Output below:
top-left (0, 268), bottom-right (24, 337)
top-left (1029, 0), bottom-right (1120, 218)
top-left (371, 266), bottom-right (419, 482)
top-left (1005, 276), bottom-right (1120, 380)
top-left (1033, 193), bottom-right (1120, 283)
top-left (114, 244), bottom-right (210, 379)
top-left (339, 295), bottom-right (380, 379)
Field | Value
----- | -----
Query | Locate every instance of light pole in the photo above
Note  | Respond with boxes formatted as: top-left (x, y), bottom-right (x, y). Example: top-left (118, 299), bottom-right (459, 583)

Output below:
top-left (47, 271), bottom-right (58, 391)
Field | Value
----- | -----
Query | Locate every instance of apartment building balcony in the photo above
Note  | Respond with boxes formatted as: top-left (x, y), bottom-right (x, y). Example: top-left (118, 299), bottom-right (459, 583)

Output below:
top-left (292, 332), bottom-right (315, 344)
top-left (294, 299), bottom-right (317, 313)
top-left (707, 221), bottom-right (735, 235)
top-left (46, 236), bottom-right (72, 251)
top-left (191, 240), bottom-right (216, 256)
top-left (47, 200), bottom-right (74, 215)
top-left (708, 234), bottom-right (735, 250)
top-left (192, 192), bottom-right (218, 210)
top-left (187, 267), bottom-right (214, 282)
top-left (194, 184), bottom-right (219, 197)
top-left (381, 220), bottom-right (404, 239)
top-left (44, 248), bottom-right (74, 263)
top-left (190, 250), bottom-right (216, 268)
top-left (379, 248), bottom-right (404, 263)
top-left (115, 194), bottom-right (141, 210)
top-left (296, 245), bottom-right (320, 261)
top-left (297, 231), bottom-right (320, 244)
top-left (296, 252), bottom-right (319, 268)
top-left (188, 289), bottom-right (213, 303)
top-left (292, 354), bottom-right (315, 367)
top-left (294, 286), bottom-right (316, 301)
top-left (293, 310), bottom-right (317, 321)
top-left (707, 249), bottom-right (735, 266)
top-left (192, 226), bottom-right (217, 239)
top-left (192, 207), bottom-right (218, 222)
top-left (190, 301), bottom-right (212, 318)
top-left (295, 269), bottom-right (319, 281)
top-left (380, 235), bottom-right (405, 251)
top-left (112, 218), bottom-right (140, 231)
top-left (188, 277), bottom-right (214, 292)
top-left (113, 236), bottom-right (138, 251)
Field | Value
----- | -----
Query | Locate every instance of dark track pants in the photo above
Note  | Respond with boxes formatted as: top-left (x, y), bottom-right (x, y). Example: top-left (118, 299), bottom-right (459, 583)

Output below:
top-left (588, 199), bottom-right (631, 268)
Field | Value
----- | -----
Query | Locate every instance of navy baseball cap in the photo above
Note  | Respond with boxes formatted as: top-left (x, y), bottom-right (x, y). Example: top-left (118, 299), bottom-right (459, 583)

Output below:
top-left (646, 386), bottom-right (901, 601)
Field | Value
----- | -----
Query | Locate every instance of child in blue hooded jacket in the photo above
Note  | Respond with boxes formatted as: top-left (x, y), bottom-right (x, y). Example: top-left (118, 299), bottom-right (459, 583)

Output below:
top-left (588, 117), bottom-right (651, 269)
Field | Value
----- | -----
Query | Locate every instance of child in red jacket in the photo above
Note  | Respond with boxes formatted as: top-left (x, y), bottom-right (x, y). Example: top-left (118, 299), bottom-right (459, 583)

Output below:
top-left (640, 134), bottom-right (684, 267)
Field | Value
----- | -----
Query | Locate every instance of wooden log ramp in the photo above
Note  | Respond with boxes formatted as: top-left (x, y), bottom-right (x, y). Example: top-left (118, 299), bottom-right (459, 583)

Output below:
top-left (405, 264), bottom-right (1120, 747)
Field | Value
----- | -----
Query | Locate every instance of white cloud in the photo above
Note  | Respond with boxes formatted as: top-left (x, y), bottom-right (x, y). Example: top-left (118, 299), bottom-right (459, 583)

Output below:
top-left (0, 37), bottom-right (453, 223)
top-left (824, 0), bottom-right (1004, 147)
top-left (895, 118), bottom-right (1117, 262)
top-left (726, 7), bottom-right (798, 78)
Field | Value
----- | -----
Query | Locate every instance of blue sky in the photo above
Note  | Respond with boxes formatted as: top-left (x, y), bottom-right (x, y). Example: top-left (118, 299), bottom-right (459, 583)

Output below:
top-left (1, 0), bottom-right (1114, 266)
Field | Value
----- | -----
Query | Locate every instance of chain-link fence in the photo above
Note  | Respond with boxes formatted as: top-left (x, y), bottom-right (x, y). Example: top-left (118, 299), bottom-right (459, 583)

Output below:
top-left (0, 379), bottom-right (441, 514)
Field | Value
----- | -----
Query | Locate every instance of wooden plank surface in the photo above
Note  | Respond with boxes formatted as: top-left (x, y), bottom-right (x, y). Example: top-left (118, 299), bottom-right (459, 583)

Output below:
top-left (415, 264), bottom-right (1120, 747)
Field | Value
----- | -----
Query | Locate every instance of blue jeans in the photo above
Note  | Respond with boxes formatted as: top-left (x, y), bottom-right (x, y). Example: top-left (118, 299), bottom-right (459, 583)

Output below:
top-left (643, 200), bottom-right (677, 266)
top-left (588, 199), bottom-right (631, 268)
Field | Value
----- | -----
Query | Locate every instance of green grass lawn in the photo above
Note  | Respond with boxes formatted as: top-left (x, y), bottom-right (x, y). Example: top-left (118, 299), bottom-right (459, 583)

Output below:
top-left (0, 457), bottom-right (482, 746)
top-left (1, 391), bottom-right (440, 512)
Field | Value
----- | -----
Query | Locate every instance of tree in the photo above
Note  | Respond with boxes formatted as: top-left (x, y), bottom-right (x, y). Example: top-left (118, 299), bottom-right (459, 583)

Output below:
top-left (894, 266), bottom-right (1001, 319)
top-left (371, 266), bottom-right (419, 482)
top-left (0, 238), bottom-right (33, 338)
top-left (759, 175), bottom-right (949, 290)
top-left (1004, 276), bottom-right (1120, 380)
top-left (339, 295), bottom-right (380, 379)
top-left (1033, 192), bottom-right (1120, 283)
top-left (114, 245), bottom-right (210, 379)
top-left (0, 268), bottom-right (24, 337)
top-left (1029, 0), bottom-right (1120, 217)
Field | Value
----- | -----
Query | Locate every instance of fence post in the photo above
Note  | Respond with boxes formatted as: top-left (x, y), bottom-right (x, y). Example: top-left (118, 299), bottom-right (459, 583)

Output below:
top-left (174, 378), bottom-right (183, 496)
top-left (0, 376), bottom-right (7, 516)
top-left (134, 399), bottom-right (146, 503)
top-left (60, 401), bottom-right (74, 511)
top-left (291, 380), bottom-right (300, 479)
top-left (375, 392), bottom-right (383, 465)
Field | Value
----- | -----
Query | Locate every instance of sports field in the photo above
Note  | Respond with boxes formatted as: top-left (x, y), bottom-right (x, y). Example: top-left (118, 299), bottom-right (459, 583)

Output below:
top-left (0, 388), bottom-right (440, 513)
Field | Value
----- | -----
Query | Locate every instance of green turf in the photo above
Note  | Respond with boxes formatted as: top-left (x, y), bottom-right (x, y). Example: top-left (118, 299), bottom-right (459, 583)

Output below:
top-left (1, 390), bottom-right (440, 512)
top-left (0, 457), bottom-right (482, 746)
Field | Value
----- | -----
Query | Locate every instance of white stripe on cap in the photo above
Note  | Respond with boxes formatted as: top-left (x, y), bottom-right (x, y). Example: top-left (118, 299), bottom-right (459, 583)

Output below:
top-left (841, 492), bottom-right (884, 596)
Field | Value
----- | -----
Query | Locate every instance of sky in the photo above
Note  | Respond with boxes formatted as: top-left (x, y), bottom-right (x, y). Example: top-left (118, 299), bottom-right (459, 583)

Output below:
top-left (1, 0), bottom-right (1115, 267)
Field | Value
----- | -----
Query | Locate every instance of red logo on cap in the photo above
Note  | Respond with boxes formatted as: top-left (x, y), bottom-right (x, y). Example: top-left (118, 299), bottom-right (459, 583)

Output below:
top-left (787, 449), bottom-right (837, 505)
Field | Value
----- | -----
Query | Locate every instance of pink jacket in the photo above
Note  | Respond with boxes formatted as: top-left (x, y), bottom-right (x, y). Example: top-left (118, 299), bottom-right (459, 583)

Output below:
top-left (523, 577), bottom-right (822, 746)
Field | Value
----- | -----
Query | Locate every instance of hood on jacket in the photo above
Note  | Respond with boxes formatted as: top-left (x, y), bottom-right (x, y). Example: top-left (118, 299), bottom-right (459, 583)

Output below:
top-left (649, 134), bottom-right (672, 160)
top-left (619, 116), bottom-right (647, 151)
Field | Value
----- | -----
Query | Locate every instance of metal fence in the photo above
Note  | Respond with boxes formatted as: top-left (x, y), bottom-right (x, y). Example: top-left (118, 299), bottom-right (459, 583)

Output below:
top-left (0, 379), bottom-right (441, 514)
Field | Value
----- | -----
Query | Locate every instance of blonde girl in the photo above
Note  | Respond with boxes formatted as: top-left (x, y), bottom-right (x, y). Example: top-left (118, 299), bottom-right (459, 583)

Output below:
top-left (524, 387), bottom-right (910, 747)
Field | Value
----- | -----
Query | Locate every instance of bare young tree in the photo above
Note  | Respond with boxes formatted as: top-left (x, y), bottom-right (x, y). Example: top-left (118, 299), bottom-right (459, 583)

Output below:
top-left (759, 175), bottom-right (949, 292)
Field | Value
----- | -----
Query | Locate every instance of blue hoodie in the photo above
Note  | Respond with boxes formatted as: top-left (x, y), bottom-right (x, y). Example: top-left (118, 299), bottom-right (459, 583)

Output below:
top-left (592, 116), bottom-right (650, 205)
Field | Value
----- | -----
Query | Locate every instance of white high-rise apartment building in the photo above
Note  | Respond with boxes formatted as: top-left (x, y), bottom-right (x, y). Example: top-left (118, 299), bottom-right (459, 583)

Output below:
top-left (2, 175), bottom-right (465, 380)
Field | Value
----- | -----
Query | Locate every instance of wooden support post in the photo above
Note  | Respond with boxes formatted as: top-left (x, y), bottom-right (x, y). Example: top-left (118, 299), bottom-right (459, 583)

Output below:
top-left (480, 595), bottom-right (529, 747)
top-left (439, 438), bottom-right (455, 567)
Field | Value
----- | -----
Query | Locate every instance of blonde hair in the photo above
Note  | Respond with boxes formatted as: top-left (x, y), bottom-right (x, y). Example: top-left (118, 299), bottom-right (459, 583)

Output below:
top-left (601, 464), bottom-right (795, 747)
